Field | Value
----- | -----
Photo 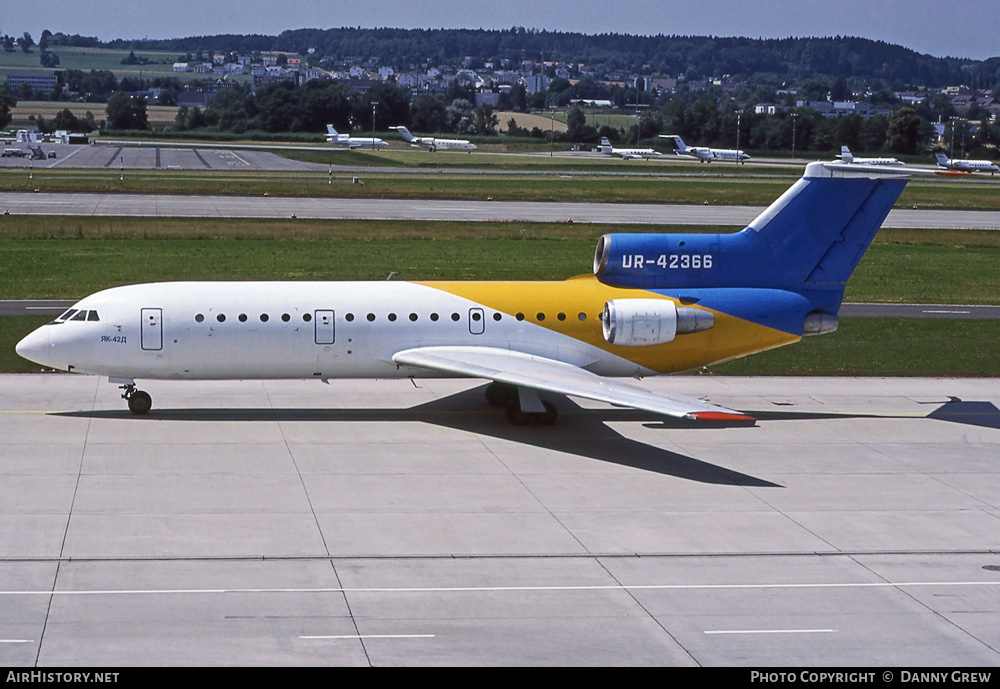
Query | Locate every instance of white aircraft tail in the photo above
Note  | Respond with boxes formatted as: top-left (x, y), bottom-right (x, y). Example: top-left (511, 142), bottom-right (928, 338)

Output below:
top-left (600, 137), bottom-right (614, 153)
top-left (934, 152), bottom-right (950, 166)
top-left (392, 126), bottom-right (414, 142)
top-left (664, 135), bottom-right (688, 152)
top-left (839, 145), bottom-right (854, 163)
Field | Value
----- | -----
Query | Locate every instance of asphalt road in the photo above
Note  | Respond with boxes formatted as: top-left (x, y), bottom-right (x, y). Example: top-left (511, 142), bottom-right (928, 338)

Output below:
top-left (3, 191), bottom-right (1000, 229)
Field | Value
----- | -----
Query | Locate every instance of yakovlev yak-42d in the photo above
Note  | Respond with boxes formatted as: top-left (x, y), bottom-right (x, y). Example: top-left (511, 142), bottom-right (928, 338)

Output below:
top-left (17, 162), bottom-right (928, 424)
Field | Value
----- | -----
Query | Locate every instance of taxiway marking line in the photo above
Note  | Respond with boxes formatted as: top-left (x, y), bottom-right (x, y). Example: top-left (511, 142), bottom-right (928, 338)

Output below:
top-left (705, 629), bottom-right (836, 635)
top-left (2, 581), bottom-right (999, 596)
top-left (300, 634), bottom-right (435, 640)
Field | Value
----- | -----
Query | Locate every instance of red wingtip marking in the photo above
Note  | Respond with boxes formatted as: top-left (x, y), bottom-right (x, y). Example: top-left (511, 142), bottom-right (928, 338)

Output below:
top-left (688, 411), bottom-right (756, 422)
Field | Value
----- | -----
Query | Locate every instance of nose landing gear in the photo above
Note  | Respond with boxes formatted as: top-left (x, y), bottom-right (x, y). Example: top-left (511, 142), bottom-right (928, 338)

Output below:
top-left (120, 383), bottom-right (152, 415)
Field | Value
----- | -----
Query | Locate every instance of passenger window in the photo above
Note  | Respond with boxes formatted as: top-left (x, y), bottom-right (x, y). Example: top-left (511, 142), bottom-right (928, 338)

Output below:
top-left (451, 313), bottom-right (460, 321)
top-left (366, 313), bottom-right (375, 322)
top-left (217, 314), bottom-right (226, 323)
top-left (281, 314), bottom-right (290, 322)
top-left (303, 313), bottom-right (312, 322)
top-left (516, 313), bottom-right (525, 321)
top-left (260, 314), bottom-right (269, 322)
top-left (388, 313), bottom-right (397, 322)
top-left (493, 313), bottom-right (502, 321)
top-left (345, 313), bottom-right (355, 322)
top-left (238, 314), bottom-right (248, 322)
top-left (430, 313), bottom-right (439, 321)
top-left (195, 314), bottom-right (205, 323)
top-left (536, 313), bottom-right (545, 321)
top-left (557, 313), bottom-right (566, 321)
top-left (409, 313), bottom-right (418, 321)
top-left (578, 313), bottom-right (587, 321)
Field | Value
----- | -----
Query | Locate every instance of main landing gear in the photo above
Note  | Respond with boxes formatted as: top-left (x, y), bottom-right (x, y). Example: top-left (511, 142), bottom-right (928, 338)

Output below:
top-left (484, 382), bottom-right (558, 426)
top-left (120, 383), bottom-right (152, 415)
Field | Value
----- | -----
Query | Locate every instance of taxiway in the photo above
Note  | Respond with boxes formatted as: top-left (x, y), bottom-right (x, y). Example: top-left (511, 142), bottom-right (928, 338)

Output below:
top-left (2, 374), bottom-right (998, 666)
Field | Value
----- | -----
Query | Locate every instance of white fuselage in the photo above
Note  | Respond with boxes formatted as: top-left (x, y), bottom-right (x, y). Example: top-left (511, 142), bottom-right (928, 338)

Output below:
top-left (413, 138), bottom-right (475, 152)
top-left (18, 281), bottom-right (649, 382)
top-left (939, 158), bottom-right (999, 172)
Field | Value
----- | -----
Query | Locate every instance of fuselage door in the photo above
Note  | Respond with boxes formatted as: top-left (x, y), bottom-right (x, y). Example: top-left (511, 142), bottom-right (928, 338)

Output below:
top-left (469, 307), bottom-right (485, 335)
top-left (140, 308), bottom-right (163, 351)
top-left (315, 310), bottom-right (335, 345)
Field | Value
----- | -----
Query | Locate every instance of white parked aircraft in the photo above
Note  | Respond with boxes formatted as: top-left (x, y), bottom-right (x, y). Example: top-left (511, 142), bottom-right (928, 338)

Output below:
top-left (391, 126), bottom-right (476, 152)
top-left (16, 162), bottom-right (926, 424)
top-left (326, 125), bottom-right (388, 150)
top-left (837, 146), bottom-right (902, 166)
top-left (660, 135), bottom-right (749, 163)
top-left (599, 137), bottom-right (663, 160)
top-left (934, 152), bottom-right (999, 174)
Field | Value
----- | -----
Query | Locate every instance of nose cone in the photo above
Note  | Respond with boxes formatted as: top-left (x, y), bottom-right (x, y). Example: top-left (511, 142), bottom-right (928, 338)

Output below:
top-left (15, 327), bottom-right (51, 367)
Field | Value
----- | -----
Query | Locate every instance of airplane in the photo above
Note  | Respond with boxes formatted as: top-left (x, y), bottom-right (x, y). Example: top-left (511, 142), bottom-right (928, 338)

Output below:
top-left (933, 152), bottom-right (999, 174)
top-left (16, 161), bottom-right (925, 425)
top-left (660, 135), bottom-right (750, 163)
top-left (599, 137), bottom-right (663, 160)
top-left (390, 126), bottom-right (476, 152)
top-left (325, 124), bottom-right (388, 150)
top-left (837, 145), bottom-right (902, 166)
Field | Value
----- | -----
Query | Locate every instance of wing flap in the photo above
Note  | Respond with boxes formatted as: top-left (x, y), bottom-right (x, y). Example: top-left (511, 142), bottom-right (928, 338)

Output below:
top-left (392, 346), bottom-right (753, 422)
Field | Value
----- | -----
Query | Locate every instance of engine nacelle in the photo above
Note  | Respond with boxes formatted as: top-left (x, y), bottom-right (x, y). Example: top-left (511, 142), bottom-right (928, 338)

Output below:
top-left (802, 311), bottom-right (839, 336)
top-left (602, 299), bottom-right (714, 347)
top-left (593, 232), bottom-right (730, 289)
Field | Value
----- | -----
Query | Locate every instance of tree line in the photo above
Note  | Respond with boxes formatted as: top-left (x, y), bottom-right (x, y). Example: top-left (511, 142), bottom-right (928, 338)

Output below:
top-left (99, 28), bottom-right (1000, 89)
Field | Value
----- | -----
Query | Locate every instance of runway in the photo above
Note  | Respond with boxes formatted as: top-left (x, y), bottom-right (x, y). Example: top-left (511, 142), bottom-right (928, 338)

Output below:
top-left (3, 191), bottom-right (1000, 229)
top-left (2, 374), bottom-right (999, 666)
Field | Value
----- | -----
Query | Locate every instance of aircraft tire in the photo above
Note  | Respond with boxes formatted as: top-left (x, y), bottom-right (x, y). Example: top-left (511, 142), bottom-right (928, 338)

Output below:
top-left (505, 400), bottom-right (528, 425)
top-left (536, 401), bottom-right (558, 426)
top-left (128, 390), bottom-right (152, 415)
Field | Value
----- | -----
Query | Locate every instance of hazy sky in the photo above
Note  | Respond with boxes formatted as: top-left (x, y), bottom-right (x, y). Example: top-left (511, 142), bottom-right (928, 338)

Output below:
top-left (4, 0), bottom-right (996, 60)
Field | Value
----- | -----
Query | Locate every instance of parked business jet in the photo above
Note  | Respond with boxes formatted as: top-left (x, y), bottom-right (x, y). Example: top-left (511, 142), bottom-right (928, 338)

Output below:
top-left (661, 135), bottom-right (749, 163)
top-left (16, 162), bottom-right (924, 424)
top-left (391, 126), bottom-right (476, 152)
top-left (934, 152), bottom-right (998, 174)
top-left (599, 137), bottom-right (663, 160)
top-left (325, 124), bottom-right (388, 150)
top-left (838, 146), bottom-right (902, 166)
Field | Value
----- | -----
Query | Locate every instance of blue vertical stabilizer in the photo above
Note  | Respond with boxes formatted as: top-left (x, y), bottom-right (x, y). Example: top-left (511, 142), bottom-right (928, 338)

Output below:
top-left (593, 162), bottom-right (910, 334)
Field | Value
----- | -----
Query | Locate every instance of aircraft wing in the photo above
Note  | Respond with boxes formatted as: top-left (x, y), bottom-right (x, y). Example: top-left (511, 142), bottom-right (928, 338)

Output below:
top-left (392, 345), bottom-right (754, 421)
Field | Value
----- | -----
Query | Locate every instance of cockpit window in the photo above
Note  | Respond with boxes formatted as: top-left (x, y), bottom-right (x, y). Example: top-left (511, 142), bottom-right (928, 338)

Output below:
top-left (57, 309), bottom-right (77, 321)
top-left (70, 310), bottom-right (87, 321)
top-left (87, 311), bottom-right (100, 321)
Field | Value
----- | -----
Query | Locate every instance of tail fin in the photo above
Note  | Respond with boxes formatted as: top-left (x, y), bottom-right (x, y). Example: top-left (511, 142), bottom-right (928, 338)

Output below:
top-left (600, 137), bottom-right (613, 153)
top-left (934, 152), bottom-right (950, 166)
top-left (839, 145), bottom-right (854, 163)
top-left (392, 126), bottom-right (414, 142)
top-left (662, 135), bottom-right (687, 152)
top-left (595, 162), bottom-right (908, 297)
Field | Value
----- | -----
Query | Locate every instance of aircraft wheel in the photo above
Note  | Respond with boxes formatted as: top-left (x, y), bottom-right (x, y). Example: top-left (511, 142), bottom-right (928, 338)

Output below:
top-left (485, 382), bottom-right (516, 407)
top-left (535, 401), bottom-right (558, 426)
top-left (128, 390), bottom-right (152, 415)
top-left (505, 400), bottom-right (528, 425)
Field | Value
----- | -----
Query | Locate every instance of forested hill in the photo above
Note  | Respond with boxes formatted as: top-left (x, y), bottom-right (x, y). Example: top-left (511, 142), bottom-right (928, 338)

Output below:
top-left (105, 28), bottom-right (1000, 88)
